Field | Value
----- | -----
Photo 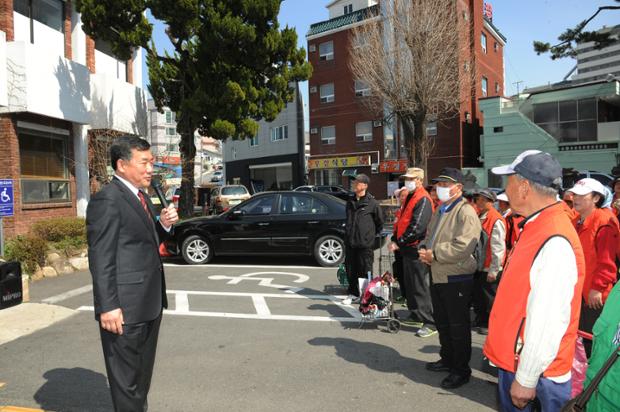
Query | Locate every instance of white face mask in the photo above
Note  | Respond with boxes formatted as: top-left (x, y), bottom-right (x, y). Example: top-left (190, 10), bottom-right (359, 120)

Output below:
top-left (404, 181), bottom-right (416, 191)
top-left (436, 186), bottom-right (453, 203)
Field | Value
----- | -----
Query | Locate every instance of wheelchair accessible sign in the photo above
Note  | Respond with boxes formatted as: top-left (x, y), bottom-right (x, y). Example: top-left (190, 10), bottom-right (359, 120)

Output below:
top-left (0, 180), bottom-right (14, 217)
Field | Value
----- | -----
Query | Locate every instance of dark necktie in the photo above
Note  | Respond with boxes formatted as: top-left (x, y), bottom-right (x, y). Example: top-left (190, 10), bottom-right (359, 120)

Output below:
top-left (138, 191), bottom-right (152, 219)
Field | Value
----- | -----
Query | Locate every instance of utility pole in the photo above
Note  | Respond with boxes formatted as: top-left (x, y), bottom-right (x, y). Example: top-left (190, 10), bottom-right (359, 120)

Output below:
top-left (513, 80), bottom-right (523, 96)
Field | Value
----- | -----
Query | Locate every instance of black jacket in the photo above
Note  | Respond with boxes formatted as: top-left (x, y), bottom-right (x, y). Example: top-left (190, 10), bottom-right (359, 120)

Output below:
top-left (345, 193), bottom-right (383, 249)
top-left (86, 178), bottom-right (170, 324)
top-left (390, 192), bottom-right (432, 257)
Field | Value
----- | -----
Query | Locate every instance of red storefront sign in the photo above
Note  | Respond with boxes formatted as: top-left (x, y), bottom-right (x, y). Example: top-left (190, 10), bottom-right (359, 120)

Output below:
top-left (379, 160), bottom-right (408, 173)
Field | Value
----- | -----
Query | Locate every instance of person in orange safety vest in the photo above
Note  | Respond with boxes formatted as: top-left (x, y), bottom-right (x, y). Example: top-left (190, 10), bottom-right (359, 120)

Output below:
top-left (483, 150), bottom-right (585, 412)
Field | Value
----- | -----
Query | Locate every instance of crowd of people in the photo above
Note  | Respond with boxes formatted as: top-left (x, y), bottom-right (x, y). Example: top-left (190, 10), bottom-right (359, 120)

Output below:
top-left (342, 150), bottom-right (620, 411)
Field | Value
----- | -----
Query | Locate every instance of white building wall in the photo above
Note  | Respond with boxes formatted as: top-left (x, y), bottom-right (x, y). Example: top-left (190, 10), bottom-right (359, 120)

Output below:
top-left (327, 0), bottom-right (377, 19)
top-left (0, 31), bottom-right (7, 107)
top-left (13, 12), bottom-right (64, 57)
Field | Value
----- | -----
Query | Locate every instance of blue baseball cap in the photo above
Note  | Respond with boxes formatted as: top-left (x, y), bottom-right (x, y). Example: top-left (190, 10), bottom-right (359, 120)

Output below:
top-left (491, 150), bottom-right (562, 188)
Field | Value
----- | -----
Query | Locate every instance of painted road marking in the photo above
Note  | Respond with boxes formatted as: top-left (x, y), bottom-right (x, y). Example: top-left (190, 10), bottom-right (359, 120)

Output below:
top-left (0, 407), bottom-right (44, 412)
top-left (76, 289), bottom-right (362, 323)
top-left (164, 263), bottom-right (332, 270)
top-left (208, 271), bottom-right (309, 293)
top-left (41, 285), bottom-right (92, 304)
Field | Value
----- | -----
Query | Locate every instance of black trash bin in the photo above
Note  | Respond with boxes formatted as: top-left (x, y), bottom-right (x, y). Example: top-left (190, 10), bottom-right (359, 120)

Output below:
top-left (0, 261), bottom-right (23, 309)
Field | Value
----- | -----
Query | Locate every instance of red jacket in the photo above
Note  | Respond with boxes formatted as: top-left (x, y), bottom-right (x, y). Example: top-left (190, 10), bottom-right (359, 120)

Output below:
top-left (575, 208), bottom-right (619, 302)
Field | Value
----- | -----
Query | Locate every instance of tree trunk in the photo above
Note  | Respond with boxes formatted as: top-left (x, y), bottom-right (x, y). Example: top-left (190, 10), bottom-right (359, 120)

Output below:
top-left (177, 112), bottom-right (196, 218)
top-left (401, 112), bottom-right (429, 180)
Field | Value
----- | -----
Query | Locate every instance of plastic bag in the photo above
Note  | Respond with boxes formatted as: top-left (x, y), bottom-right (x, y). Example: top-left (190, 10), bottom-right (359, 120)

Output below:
top-left (571, 336), bottom-right (588, 398)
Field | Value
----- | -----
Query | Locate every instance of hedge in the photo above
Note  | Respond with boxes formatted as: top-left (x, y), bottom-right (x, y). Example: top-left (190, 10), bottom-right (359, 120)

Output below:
top-left (4, 234), bottom-right (47, 274)
top-left (32, 217), bottom-right (86, 242)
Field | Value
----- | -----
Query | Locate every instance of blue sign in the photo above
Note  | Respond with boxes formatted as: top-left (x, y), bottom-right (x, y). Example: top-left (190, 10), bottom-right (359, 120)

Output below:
top-left (0, 180), bottom-right (14, 217)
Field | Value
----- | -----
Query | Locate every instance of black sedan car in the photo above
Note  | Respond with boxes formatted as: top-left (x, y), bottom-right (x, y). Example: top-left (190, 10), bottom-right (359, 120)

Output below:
top-left (166, 191), bottom-right (347, 267)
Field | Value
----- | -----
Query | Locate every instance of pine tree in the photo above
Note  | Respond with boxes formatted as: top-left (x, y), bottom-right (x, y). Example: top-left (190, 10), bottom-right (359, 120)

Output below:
top-left (76, 0), bottom-right (312, 216)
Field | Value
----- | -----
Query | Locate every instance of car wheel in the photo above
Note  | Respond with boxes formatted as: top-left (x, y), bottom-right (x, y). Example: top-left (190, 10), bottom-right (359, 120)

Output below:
top-left (314, 235), bottom-right (345, 267)
top-left (181, 235), bottom-right (213, 264)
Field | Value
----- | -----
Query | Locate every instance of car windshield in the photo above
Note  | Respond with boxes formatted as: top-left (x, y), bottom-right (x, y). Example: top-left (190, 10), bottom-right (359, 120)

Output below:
top-left (222, 186), bottom-right (248, 196)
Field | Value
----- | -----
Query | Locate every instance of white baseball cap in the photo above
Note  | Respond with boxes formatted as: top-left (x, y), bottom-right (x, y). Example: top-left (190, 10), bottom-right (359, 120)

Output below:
top-left (567, 178), bottom-right (607, 197)
top-left (497, 193), bottom-right (509, 202)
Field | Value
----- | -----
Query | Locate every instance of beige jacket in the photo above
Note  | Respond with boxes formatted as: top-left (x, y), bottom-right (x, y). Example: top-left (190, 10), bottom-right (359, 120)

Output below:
top-left (421, 197), bottom-right (481, 284)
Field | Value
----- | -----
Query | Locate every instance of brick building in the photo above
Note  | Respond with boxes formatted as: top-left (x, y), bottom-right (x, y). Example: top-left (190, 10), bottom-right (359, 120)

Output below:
top-left (0, 0), bottom-right (147, 238)
top-left (306, 0), bottom-right (506, 198)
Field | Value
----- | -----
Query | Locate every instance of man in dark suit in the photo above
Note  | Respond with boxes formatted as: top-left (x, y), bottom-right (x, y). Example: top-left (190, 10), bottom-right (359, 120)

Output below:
top-left (86, 136), bottom-right (178, 411)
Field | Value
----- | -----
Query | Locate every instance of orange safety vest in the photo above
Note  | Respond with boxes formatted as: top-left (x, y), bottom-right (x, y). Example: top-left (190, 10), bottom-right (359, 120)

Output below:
top-left (575, 208), bottom-right (619, 302)
top-left (481, 207), bottom-right (506, 270)
top-left (395, 187), bottom-right (434, 245)
top-left (484, 203), bottom-right (585, 377)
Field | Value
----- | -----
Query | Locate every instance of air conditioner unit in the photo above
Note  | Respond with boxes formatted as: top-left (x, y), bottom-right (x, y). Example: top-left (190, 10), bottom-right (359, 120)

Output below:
top-left (310, 128), bottom-right (318, 134)
top-left (309, 86), bottom-right (317, 93)
top-left (309, 44), bottom-right (316, 52)
top-left (373, 120), bottom-right (382, 127)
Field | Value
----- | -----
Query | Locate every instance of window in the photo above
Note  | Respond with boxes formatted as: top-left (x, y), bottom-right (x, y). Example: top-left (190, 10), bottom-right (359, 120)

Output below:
top-left (426, 121), bottom-right (438, 136)
top-left (356, 121), bottom-right (373, 142)
top-left (321, 126), bottom-right (336, 145)
top-left (222, 186), bottom-right (249, 196)
top-left (319, 41), bottom-right (334, 61)
top-left (14, 0), bottom-right (64, 33)
top-left (239, 195), bottom-right (274, 215)
top-left (270, 125), bottom-right (288, 141)
top-left (354, 80), bottom-right (371, 97)
top-left (19, 130), bottom-right (70, 203)
top-left (481, 32), bottom-right (487, 53)
top-left (495, 82), bottom-right (500, 94)
top-left (166, 143), bottom-right (178, 152)
top-left (493, 126), bottom-right (504, 133)
top-left (494, 42), bottom-right (498, 52)
top-left (249, 135), bottom-right (258, 147)
top-left (165, 111), bottom-right (174, 124)
top-left (343, 4), bottom-right (353, 14)
top-left (481, 76), bottom-right (488, 97)
top-left (314, 169), bottom-right (340, 186)
top-left (320, 83), bottom-right (335, 103)
top-left (533, 98), bottom-right (598, 143)
top-left (280, 194), bottom-right (329, 215)
top-left (166, 127), bottom-right (176, 136)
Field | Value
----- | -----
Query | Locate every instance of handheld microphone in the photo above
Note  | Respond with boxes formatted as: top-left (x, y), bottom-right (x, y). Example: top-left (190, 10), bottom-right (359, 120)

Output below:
top-left (151, 176), bottom-right (169, 209)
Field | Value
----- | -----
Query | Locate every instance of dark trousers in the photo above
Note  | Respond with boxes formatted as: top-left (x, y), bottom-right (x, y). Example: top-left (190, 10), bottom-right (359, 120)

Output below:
top-left (431, 280), bottom-right (473, 377)
top-left (100, 313), bottom-right (162, 412)
top-left (579, 300), bottom-right (602, 358)
top-left (403, 254), bottom-right (434, 325)
top-left (393, 251), bottom-right (405, 298)
top-left (345, 246), bottom-right (373, 297)
top-left (472, 271), bottom-right (498, 327)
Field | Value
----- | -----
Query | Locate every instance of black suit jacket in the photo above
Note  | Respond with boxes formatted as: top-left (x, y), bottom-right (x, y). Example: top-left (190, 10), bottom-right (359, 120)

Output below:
top-left (86, 177), bottom-right (169, 324)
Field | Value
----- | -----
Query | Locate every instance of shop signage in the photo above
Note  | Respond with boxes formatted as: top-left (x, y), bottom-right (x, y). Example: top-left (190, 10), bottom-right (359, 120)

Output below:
top-left (308, 155), bottom-right (371, 170)
top-left (379, 160), bottom-right (408, 173)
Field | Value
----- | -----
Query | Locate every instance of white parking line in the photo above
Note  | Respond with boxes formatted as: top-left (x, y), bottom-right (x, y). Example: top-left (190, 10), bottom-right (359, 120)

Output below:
top-left (42, 285), bottom-right (92, 304)
top-left (176, 292), bottom-right (189, 312)
top-left (252, 296), bottom-right (271, 317)
top-left (76, 306), bottom-right (361, 323)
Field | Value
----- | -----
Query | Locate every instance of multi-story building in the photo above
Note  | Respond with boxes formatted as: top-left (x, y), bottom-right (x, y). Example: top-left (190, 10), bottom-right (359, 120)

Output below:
top-left (572, 25), bottom-right (620, 84)
top-left (223, 83), bottom-right (305, 193)
top-left (306, 0), bottom-right (506, 197)
top-left (0, 0), bottom-right (147, 237)
top-left (146, 101), bottom-right (222, 187)
top-left (479, 79), bottom-right (620, 187)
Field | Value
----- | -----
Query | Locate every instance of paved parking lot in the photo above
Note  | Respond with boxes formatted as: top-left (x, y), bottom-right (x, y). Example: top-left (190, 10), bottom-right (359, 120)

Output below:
top-left (0, 258), bottom-right (499, 411)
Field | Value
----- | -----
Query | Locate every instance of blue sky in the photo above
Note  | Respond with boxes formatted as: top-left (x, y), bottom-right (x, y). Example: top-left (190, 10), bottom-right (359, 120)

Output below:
top-left (142, 0), bottom-right (619, 126)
